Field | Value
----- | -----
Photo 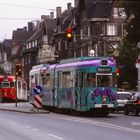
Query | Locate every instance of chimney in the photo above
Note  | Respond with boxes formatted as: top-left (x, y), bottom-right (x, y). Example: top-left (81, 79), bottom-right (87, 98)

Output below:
top-left (23, 26), bottom-right (27, 31)
top-left (50, 12), bottom-right (54, 19)
top-left (28, 22), bottom-right (34, 31)
top-left (67, 3), bottom-right (72, 11)
top-left (56, 6), bottom-right (61, 17)
top-left (74, 0), bottom-right (79, 7)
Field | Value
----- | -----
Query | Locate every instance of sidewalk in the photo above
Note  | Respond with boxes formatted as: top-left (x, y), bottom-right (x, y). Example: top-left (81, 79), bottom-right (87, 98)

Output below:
top-left (0, 102), bottom-right (49, 114)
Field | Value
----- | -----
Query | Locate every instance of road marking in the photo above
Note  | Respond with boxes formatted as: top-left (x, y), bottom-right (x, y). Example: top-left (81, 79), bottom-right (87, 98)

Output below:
top-left (33, 128), bottom-right (38, 131)
top-left (131, 122), bottom-right (140, 126)
top-left (50, 115), bottom-right (140, 134)
top-left (48, 133), bottom-right (64, 140)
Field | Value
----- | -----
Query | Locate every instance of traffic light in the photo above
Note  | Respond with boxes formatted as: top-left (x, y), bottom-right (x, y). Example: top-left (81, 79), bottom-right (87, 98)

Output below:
top-left (66, 27), bottom-right (73, 42)
top-left (15, 64), bottom-right (22, 76)
top-left (116, 68), bottom-right (120, 77)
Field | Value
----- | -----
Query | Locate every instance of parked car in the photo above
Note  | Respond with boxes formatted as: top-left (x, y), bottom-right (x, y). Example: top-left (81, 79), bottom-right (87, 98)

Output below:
top-left (116, 91), bottom-right (132, 111)
top-left (124, 92), bottom-right (140, 116)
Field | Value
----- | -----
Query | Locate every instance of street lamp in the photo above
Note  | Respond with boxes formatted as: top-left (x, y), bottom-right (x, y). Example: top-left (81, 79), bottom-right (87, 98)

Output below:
top-left (89, 49), bottom-right (95, 57)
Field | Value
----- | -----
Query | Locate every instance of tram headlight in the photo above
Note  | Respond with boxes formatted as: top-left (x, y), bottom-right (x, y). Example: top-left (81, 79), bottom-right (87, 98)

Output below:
top-left (102, 96), bottom-right (107, 103)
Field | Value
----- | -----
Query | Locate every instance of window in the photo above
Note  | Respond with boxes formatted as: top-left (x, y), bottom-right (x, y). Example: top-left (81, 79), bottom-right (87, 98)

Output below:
top-left (18, 81), bottom-right (21, 89)
top-left (35, 40), bottom-right (37, 46)
top-left (62, 72), bottom-right (71, 88)
top-left (86, 73), bottom-right (96, 87)
top-left (10, 82), bottom-right (15, 87)
top-left (113, 7), bottom-right (119, 17)
top-left (107, 24), bottom-right (117, 36)
top-left (58, 42), bottom-right (61, 50)
top-left (113, 7), bottom-right (126, 18)
top-left (2, 82), bottom-right (10, 87)
top-left (29, 42), bottom-right (31, 48)
top-left (97, 75), bottom-right (112, 87)
top-left (28, 56), bottom-right (31, 64)
top-left (43, 73), bottom-right (53, 89)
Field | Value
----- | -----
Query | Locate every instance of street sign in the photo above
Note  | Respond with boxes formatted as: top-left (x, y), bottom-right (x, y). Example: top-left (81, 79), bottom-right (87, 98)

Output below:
top-left (33, 94), bottom-right (43, 109)
top-left (33, 85), bottom-right (42, 95)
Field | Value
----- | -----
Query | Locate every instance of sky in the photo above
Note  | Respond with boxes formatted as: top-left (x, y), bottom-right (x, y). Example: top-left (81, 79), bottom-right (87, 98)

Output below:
top-left (0, 0), bottom-right (74, 41)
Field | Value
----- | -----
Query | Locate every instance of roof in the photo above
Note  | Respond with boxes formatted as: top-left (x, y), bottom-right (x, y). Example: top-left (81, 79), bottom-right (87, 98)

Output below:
top-left (12, 29), bottom-right (34, 42)
top-left (43, 18), bottom-right (57, 43)
top-left (78, 0), bottom-right (115, 19)
top-left (2, 39), bottom-right (12, 61)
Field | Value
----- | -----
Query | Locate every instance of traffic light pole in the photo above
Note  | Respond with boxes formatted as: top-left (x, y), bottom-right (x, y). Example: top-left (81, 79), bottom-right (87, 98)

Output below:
top-left (15, 74), bottom-right (18, 107)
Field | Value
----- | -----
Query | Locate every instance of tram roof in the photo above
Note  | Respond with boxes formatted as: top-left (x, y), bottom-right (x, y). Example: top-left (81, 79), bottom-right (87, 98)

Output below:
top-left (55, 57), bottom-right (116, 69)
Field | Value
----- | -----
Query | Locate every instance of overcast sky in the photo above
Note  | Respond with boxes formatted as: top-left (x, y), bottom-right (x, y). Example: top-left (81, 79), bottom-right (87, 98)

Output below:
top-left (0, 0), bottom-right (74, 41)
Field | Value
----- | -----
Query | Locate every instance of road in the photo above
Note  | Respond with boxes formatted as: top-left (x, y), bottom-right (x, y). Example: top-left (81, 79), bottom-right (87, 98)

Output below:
top-left (0, 111), bottom-right (139, 140)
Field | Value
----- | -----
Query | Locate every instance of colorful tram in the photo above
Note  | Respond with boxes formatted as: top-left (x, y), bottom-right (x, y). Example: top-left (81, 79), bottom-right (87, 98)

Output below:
top-left (0, 75), bottom-right (28, 102)
top-left (29, 57), bottom-right (118, 116)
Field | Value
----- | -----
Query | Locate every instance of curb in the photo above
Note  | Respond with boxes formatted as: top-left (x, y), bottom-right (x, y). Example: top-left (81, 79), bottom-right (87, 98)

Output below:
top-left (0, 108), bottom-right (50, 114)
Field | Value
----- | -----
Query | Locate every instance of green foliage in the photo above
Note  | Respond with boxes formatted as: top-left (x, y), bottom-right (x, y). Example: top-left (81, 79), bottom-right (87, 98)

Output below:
top-left (117, 1), bottom-right (140, 89)
top-left (0, 67), bottom-right (5, 75)
top-left (120, 0), bottom-right (140, 43)
top-left (117, 40), bottom-right (138, 89)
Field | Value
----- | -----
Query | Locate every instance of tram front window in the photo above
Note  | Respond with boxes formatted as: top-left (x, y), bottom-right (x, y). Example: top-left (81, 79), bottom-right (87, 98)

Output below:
top-left (97, 75), bottom-right (112, 87)
top-left (2, 82), bottom-right (10, 87)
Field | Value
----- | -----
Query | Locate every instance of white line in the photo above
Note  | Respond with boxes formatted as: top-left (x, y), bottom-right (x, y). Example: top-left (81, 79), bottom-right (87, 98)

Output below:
top-left (48, 133), bottom-right (64, 140)
top-left (33, 128), bottom-right (38, 131)
top-left (131, 122), bottom-right (140, 126)
top-left (52, 116), bottom-right (140, 134)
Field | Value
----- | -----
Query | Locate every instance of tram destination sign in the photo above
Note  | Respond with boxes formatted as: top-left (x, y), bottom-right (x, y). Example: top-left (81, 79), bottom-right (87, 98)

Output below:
top-left (97, 67), bottom-right (112, 73)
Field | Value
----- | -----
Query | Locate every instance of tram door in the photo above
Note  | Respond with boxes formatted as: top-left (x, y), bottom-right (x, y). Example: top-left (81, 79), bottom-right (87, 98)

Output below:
top-left (56, 71), bottom-right (62, 107)
top-left (75, 70), bottom-right (84, 111)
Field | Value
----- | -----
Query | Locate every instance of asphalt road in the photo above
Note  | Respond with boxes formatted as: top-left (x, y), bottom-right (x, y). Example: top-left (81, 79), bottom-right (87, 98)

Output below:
top-left (0, 111), bottom-right (139, 140)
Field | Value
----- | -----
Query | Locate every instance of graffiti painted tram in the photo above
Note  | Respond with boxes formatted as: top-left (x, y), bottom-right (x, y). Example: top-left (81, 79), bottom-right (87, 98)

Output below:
top-left (29, 57), bottom-right (118, 116)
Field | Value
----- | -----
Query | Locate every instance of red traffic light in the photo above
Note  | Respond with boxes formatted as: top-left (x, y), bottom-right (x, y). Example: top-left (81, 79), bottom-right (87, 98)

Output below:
top-left (116, 68), bottom-right (120, 76)
top-left (66, 28), bottom-right (72, 33)
top-left (66, 27), bottom-right (73, 39)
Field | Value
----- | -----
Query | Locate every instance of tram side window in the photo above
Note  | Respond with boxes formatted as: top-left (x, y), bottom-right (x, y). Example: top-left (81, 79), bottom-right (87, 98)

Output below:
top-left (45, 73), bottom-right (53, 89)
top-left (76, 72), bottom-right (84, 87)
top-left (10, 82), bottom-right (15, 87)
top-left (113, 73), bottom-right (117, 87)
top-left (62, 72), bottom-right (71, 88)
top-left (35, 74), bottom-right (39, 85)
top-left (86, 73), bottom-right (96, 87)
top-left (30, 75), bottom-right (35, 87)
top-left (18, 81), bottom-right (21, 89)
top-left (2, 82), bottom-right (10, 87)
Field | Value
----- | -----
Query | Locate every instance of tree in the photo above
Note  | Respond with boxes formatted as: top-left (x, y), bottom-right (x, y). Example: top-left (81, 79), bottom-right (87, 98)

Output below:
top-left (118, 1), bottom-right (140, 89)
top-left (0, 67), bottom-right (5, 75)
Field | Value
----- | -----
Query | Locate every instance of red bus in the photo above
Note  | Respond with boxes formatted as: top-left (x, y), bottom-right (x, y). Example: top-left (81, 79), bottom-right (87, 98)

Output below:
top-left (0, 75), bottom-right (28, 102)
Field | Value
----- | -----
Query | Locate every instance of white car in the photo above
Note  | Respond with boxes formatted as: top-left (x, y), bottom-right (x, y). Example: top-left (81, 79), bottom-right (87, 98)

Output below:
top-left (117, 91), bottom-right (132, 111)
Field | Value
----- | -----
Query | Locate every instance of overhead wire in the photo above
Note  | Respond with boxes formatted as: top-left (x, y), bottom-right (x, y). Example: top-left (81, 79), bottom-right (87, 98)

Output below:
top-left (0, 2), bottom-right (52, 10)
top-left (0, 2), bottom-right (55, 20)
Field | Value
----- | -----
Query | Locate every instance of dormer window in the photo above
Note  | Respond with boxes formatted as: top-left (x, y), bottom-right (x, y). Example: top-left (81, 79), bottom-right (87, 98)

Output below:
top-left (113, 7), bottom-right (126, 18)
top-left (107, 23), bottom-right (117, 36)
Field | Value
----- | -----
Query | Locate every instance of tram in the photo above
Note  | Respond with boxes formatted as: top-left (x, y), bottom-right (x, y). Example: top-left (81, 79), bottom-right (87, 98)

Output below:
top-left (29, 57), bottom-right (118, 116)
top-left (0, 75), bottom-right (28, 102)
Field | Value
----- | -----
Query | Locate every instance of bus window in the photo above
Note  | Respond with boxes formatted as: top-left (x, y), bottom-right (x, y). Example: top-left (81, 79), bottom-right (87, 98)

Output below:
top-left (86, 73), bottom-right (96, 87)
top-left (97, 75), bottom-right (112, 87)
